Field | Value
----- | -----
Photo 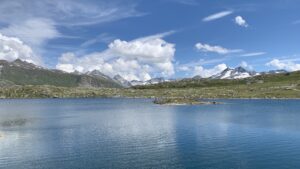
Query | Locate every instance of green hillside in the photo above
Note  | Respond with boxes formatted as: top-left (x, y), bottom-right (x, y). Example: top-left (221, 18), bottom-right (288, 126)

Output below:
top-left (0, 60), bottom-right (122, 88)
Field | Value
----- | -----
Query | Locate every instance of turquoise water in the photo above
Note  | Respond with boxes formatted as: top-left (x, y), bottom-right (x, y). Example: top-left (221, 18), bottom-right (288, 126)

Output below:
top-left (0, 99), bottom-right (300, 169)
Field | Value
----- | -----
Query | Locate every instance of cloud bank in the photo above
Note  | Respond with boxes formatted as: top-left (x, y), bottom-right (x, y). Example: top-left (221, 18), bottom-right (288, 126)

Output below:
top-left (266, 59), bottom-right (300, 71)
top-left (56, 33), bottom-right (176, 81)
top-left (0, 33), bottom-right (42, 65)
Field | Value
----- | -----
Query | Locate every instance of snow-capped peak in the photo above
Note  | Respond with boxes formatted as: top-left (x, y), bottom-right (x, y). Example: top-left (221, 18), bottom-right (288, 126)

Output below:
top-left (210, 66), bottom-right (258, 79)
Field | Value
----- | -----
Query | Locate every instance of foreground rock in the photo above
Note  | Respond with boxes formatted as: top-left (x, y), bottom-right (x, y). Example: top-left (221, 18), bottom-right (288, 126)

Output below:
top-left (153, 97), bottom-right (220, 105)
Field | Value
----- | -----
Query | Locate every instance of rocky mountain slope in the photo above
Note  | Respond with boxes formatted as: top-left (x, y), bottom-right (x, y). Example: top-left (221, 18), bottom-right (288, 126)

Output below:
top-left (113, 75), bottom-right (132, 88)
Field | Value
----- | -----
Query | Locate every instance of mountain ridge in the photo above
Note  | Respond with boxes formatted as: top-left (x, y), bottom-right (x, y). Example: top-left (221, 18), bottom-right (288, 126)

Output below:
top-left (0, 59), bottom-right (122, 88)
top-left (0, 59), bottom-right (291, 88)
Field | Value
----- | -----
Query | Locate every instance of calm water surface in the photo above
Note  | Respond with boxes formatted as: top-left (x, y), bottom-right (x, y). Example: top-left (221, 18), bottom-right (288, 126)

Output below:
top-left (0, 99), bottom-right (300, 169)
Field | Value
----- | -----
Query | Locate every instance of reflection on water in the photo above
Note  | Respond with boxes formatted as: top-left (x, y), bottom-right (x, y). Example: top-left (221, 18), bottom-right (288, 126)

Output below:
top-left (0, 99), bottom-right (300, 169)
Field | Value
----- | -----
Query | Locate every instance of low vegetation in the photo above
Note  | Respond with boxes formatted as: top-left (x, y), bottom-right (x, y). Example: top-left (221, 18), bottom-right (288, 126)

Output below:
top-left (0, 71), bottom-right (300, 99)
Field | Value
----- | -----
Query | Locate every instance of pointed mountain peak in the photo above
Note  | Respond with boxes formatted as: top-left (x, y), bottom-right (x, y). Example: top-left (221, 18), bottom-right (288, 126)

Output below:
top-left (87, 70), bottom-right (110, 79)
top-left (113, 74), bottom-right (123, 79)
top-left (113, 74), bottom-right (131, 87)
top-left (12, 59), bottom-right (42, 69)
top-left (234, 66), bottom-right (247, 72)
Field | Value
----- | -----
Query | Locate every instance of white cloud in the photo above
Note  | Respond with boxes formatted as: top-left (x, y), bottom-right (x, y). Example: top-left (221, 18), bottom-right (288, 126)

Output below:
top-left (195, 43), bottom-right (243, 55)
top-left (56, 64), bottom-right (76, 73)
top-left (202, 10), bottom-right (233, 22)
top-left (56, 32), bottom-right (176, 81)
top-left (178, 62), bottom-right (227, 78)
top-left (169, 0), bottom-right (198, 5)
top-left (0, 0), bottom-right (143, 58)
top-left (178, 66), bottom-right (190, 71)
top-left (193, 64), bottom-right (228, 78)
top-left (0, 33), bottom-right (42, 65)
top-left (235, 16), bottom-right (248, 27)
top-left (0, 0), bottom-right (142, 27)
top-left (0, 18), bottom-right (60, 48)
top-left (81, 33), bottom-right (115, 47)
top-left (240, 52), bottom-right (266, 57)
top-left (240, 61), bottom-right (253, 70)
top-left (266, 59), bottom-right (300, 71)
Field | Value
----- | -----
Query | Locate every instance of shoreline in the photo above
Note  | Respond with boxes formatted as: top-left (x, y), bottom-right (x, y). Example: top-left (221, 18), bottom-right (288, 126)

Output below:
top-left (1, 96), bottom-right (300, 100)
top-left (1, 85), bottom-right (300, 100)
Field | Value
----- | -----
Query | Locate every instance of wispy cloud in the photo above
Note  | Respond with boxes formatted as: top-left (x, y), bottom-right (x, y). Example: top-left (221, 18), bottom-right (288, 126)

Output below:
top-left (81, 33), bottom-right (115, 47)
top-left (240, 52), bottom-right (266, 57)
top-left (292, 20), bottom-right (300, 25)
top-left (202, 10), bottom-right (233, 22)
top-left (0, 18), bottom-right (60, 49)
top-left (195, 42), bottom-right (243, 54)
top-left (0, 0), bottom-right (143, 27)
top-left (168, 0), bottom-right (198, 5)
top-left (135, 30), bottom-right (177, 41)
top-left (0, 0), bottom-right (144, 56)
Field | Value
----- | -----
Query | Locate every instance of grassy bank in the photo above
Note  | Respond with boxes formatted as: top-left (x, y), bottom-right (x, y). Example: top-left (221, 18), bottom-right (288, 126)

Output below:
top-left (0, 83), bottom-right (299, 99)
top-left (1, 71), bottom-right (300, 99)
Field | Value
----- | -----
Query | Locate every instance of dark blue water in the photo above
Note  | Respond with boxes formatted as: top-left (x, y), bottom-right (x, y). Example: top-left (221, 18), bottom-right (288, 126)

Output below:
top-left (0, 99), bottom-right (300, 169)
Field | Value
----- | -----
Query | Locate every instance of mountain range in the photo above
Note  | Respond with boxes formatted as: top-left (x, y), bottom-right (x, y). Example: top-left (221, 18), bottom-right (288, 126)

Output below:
top-left (193, 66), bottom-right (288, 80)
top-left (0, 59), bottom-right (122, 88)
top-left (0, 59), bottom-right (290, 88)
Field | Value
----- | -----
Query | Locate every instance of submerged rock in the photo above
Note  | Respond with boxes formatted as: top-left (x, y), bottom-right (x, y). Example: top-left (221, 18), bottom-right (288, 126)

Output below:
top-left (153, 97), bottom-right (220, 105)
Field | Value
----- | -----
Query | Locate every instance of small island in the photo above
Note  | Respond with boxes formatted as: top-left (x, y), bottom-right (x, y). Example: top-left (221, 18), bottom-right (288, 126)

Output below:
top-left (153, 97), bottom-right (220, 105)
top-left (0, 118), bottom-right (28, 127)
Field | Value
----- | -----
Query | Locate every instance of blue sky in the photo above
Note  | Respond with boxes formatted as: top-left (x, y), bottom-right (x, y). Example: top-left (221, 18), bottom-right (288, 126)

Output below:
top-left (0, 0), bottom-right (300, 80)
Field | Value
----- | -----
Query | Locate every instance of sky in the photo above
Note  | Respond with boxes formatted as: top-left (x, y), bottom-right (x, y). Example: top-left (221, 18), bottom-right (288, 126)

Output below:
top-left (0, 0), bottom-right (300, 81)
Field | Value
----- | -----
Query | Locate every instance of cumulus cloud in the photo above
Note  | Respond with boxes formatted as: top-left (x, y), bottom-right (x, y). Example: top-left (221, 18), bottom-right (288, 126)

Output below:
top-left (240, 61), bottom-right (253, 70)
top-left (178, 66), bottom-right (190, 71)
top-left (193, 64), bottom-right (228, 77)
top-left (235, 16), bottom-right (248, 27)
top-left (0, 33), bottom-right (42, 65)
top-left (56, 32), bottom-right (176, 81)
top-left (195, 43), bottom-right (243, 55)
top-left (178, 63), bottom-right (227, 78)
top-left (266, 59), bottom-right (300, 71)
top-left (202, 10), bottom-right (233, 22)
